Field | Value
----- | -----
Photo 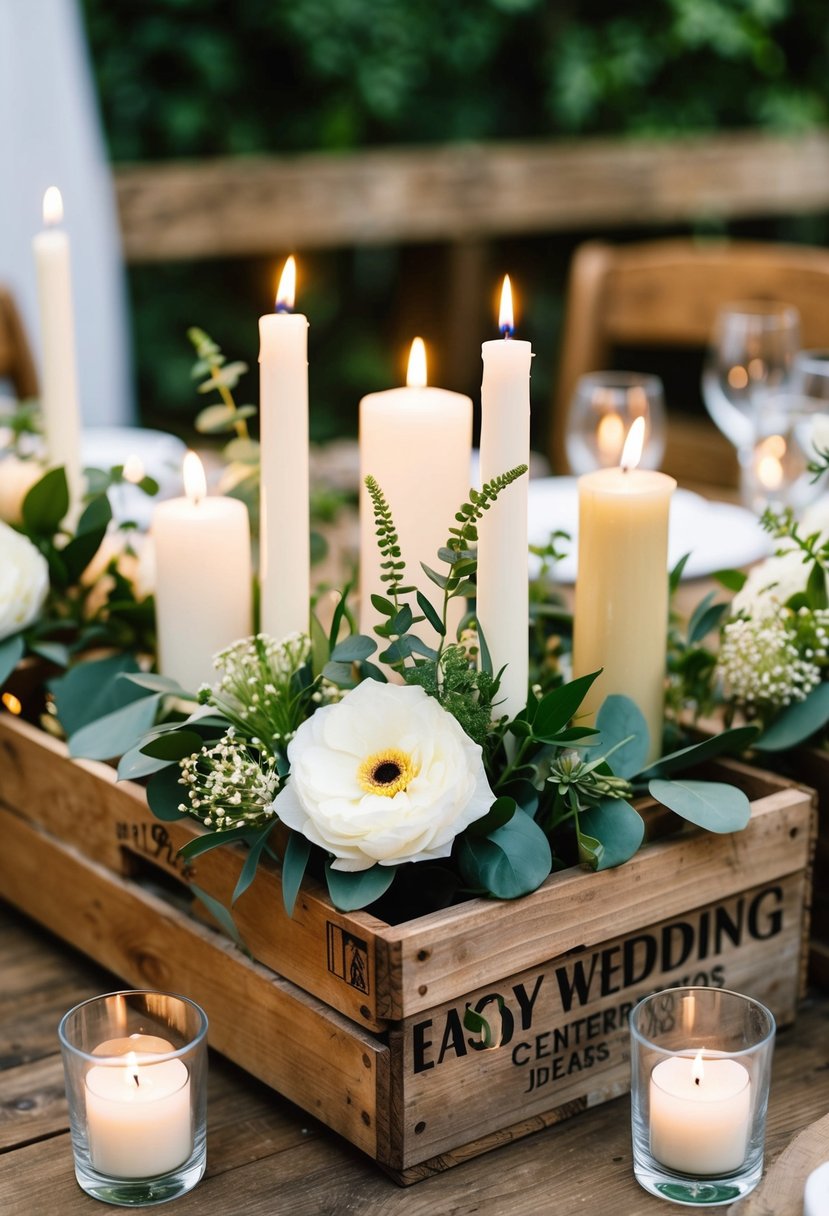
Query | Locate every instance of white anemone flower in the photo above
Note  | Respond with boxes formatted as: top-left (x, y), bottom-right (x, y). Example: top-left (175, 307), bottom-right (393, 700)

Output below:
top-left (272, 679), bottom-right (495, 872)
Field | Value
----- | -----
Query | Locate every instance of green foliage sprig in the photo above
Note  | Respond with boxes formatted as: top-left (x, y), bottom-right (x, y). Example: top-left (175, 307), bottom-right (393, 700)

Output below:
top-left (189, 327), bottom-right (260, 513)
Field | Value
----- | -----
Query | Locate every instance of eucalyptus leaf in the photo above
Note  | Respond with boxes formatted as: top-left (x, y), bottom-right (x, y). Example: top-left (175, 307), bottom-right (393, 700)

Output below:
top-left (330, 635), bottom-right (377, 663)
top-left (0, 632), bottom-right (25, 685)
top-left (754, 683), bottom-right (829, 752)
top-left (532, 670), bottom-right (601, 741)
top-left (465, 796), bottom-right (517, 838)
top-left (282, 831), bottom-right (312, 917)
top-left (140, 729), bottom-right (204, 761)
top-left (325, 861), bottom-right (397, 911)
top-left (580, 798), bottom-right (644, 869)
top-left (146, 763), bottom-right (188, 820)
top-left (587, 695), bottom-right (649, 778)
top-left (68, 692), bottom-right (162, 760)
top-left (22, 467), bottom-right (68, 534)
top-left (121, 672), bottom-right (185, 694)
top-left (713, 568), bottom-right (747, 592)
top-left (232, 820), bottom-right (276, 905)
top-left (416, 591), bottom-right (445, 636)
top-left (639, 725), bottom-right (759, 779)
top-left (648, 779), bottom-right (751, 833)
top-left (179, 824), bottom-right (257, 860)
top-left (50, 653), bottom-right (142, 737)
top-left (28, 641), bottom-right (70, 668)
top-left (117, 745), bottom-right (176, 781)
top-left (457, 812), bottom-right (551, 899)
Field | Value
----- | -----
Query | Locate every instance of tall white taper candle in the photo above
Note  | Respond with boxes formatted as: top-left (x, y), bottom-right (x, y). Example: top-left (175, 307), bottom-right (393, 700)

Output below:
top-left (259, 256), bottom-right (310, 640)
top-left (476, 277), bottom-right (532, 722)
top-left (32, 186), bottom-right (83, 513)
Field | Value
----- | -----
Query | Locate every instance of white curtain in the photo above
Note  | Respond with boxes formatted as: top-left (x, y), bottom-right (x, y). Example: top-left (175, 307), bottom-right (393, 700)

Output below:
top-left (0, 0), bottom-right (134, 424)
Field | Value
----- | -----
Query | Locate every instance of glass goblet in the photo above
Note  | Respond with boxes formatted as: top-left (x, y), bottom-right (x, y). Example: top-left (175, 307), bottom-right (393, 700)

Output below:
top-left (564, 371), bottom-right (666, 475)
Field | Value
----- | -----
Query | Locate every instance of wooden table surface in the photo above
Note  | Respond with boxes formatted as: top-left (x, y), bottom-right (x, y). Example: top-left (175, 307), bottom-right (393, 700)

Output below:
top-left (2, 902), bottom-right (827, 1216)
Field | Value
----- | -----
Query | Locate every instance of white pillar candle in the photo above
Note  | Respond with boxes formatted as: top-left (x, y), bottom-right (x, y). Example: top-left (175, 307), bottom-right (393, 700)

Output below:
top-left (572, 418), bottom-right (676, 763)
top-left (152, 452), bottom-right (252, 692)
top-left (85, 1036), bottom-right (191, 1178)
top-left (476, 276), bottom-right (532, 722)
top-left (32, 186), bottom-right (83, 515)
top-left (359, 337), bottom-right (472, 645)
top-left (259, 256), bottom-right (310, 641)
top-left (649, 1050), bottom-right (751, 1176)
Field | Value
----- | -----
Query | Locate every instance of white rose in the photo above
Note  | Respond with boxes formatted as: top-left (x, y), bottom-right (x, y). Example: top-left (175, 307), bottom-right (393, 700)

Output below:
top-left (273, 680), bottom-right (495, 872)
top-left (0, 520), bottom-right (49, 640)
top-left (732, 548), bottom-right (811, 616)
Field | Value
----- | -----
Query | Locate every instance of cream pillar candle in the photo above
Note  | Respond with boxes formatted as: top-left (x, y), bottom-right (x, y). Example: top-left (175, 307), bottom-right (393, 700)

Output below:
top-left (152, 452), bottom-right (252, 692)
top-left (85, 1038), bottom-right (191, 1179)
top-left (476, 276), bottom-right (532, 722)
top-left (573, 418), bottom-right (675, 762)
top-left (359, 338), bottom-right (472, 645)
top-left (649, 1050), bottom-right (751, 1176)
top-left (258, 256), bottom-right (310, 640)
top-left (32, 186), bottom-right (83, 513)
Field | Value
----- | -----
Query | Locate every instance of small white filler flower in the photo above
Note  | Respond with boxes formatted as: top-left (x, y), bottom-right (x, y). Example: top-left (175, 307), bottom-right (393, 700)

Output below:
top-left (273, 680), bottom-right (495, 871)
top-left (0, 520), bottom-right (49, 641)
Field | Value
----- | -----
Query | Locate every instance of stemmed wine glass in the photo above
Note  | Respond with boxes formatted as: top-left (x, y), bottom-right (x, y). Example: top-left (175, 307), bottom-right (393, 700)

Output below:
top-left (702, 301), bottom-right (801, 466)
top-left (564, 371), bottom-right (666, 474)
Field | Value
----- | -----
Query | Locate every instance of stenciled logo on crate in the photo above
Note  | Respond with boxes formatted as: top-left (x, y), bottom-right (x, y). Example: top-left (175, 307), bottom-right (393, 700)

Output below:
top-left (327, 922), bottom-right (370, 994)
top-left (116, 821), bottom-right (194, 878)
top-left (409, 883), bottom-right (789, 1097)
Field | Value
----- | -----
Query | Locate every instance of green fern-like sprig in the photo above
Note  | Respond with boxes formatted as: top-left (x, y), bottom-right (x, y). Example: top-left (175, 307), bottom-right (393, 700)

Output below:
top-left (364, 475), bottom-right (416, 609)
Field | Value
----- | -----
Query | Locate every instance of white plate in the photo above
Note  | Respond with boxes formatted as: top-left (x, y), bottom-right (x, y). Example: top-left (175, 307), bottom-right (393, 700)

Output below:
top-left (527, 477), bottom-right (772, 582)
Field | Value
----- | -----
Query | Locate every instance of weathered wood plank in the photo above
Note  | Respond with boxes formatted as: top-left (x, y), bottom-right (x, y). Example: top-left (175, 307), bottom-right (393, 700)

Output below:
top-left (728, 1112), bottom-right (829, 1216)
top-left (113, 131), bottom-right (829, 262)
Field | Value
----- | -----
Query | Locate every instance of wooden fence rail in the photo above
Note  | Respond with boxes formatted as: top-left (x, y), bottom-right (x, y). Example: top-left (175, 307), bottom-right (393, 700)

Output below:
top-left (114, 130), bottom-right (829, 263)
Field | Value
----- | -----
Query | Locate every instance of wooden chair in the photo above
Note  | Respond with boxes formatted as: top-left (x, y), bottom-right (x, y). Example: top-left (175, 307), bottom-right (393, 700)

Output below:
top-left (0, 287), bottom-right (38, 401)
top-left (551, 238), bottom-right (829, 485)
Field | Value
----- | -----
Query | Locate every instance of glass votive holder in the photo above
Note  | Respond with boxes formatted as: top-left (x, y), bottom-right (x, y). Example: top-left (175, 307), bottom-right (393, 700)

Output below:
top-left (740, 393), bottom-right (829, 516)
top-left (630, 987), bottom-right (775, 1206)
top-left (59, 990), bottom-right (208, 1207)
top-left (564, 370), bottom-right (667, 474)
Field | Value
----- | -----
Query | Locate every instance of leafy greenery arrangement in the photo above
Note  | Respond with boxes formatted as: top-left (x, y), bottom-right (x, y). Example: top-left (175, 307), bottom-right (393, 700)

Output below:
top-left (668, 447), bottom-right (829, 756)
top-left (0, 463), bottom-right (156, 692)
top-left (52, 466), bottom-right (756, 922)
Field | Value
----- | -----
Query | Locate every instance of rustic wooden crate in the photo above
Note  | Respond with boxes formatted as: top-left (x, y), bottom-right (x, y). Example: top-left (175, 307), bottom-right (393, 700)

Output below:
top-left (0, 713), bottom-right (816, 1183)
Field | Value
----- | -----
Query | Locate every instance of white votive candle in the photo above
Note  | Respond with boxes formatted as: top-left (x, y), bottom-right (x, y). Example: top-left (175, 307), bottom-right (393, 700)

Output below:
top-left (85, 1036), bottom-right (191, 1178)
top-left (153, 452), bottom-right (252, 692)
top-left (32, 186), bottom-right (83, 514)
top-left (359, 337), bottom-right (472, 645)
top-left (650, 1050), bottom-right (751, 1176)
top-left (259, 256), bottom-right (310, 641)
top-left (476, 276), bottom-right (532, 722)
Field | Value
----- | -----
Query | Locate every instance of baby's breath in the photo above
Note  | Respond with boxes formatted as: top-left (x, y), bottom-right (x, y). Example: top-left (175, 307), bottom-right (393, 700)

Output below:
top-left (716, 606), bottom-right (824, 713)
top-left (203, 632), bottom-right (317, 754)
top-left (179, 729), bottom-right (280, 831)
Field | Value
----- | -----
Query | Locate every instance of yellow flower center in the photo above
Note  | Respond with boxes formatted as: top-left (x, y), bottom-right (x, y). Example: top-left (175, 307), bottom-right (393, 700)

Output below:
top-left (357, 748), bottom-right (418, 797)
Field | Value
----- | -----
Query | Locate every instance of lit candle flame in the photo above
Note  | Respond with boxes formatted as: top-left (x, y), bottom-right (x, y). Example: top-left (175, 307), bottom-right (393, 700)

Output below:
top-left (43, 186), bottom-right (63, 227)
top-left (122, 454), bottom-right (145, 485)
top-left (620, 416), bottom-right (646, 472)
top-left (498, 275), bottom-right (514, 337)
top-left (183, 450), bottom-right (207, 505)
top-left (275, 256), bottom-right (297, 312)
top-left (124, 1051), bottom-right (140, 1089)
top-left (755, 434), bottom-right (786, 491)
top-left (597, 412), bottom-right (625, 463)
top-left (1, 692), bottom-right (22, 716)
top-left (691, 1049), bottom-right (705, 1087)
top-left (406, 337), bottom-right (427, 388)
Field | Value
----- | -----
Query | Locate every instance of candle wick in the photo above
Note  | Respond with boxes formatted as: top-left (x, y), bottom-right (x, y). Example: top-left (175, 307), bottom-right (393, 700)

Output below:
top-left (275, 303), bottom-right (292, 315)
top-left (132, 1072), bottom-right (140, 1088)
top-left (694, 1076), bottom-right (700, 1087)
